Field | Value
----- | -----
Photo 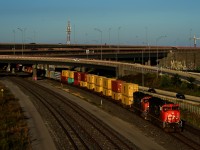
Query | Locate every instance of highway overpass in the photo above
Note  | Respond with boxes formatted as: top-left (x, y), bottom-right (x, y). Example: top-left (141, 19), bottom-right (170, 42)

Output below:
top-left (0, 55), bottom-right (200, 82)
top-left (1, 43), bottom-right (200, 69)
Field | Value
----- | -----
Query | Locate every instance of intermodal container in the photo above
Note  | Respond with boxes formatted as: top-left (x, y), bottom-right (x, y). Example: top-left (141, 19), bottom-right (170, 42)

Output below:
top-left (95, 76), bottom-right (104, 87)
top-left (61, 77), bottom-right (68, 84)
top-left (103, 78), bottom-right (115, 89)
top-left (50, 71), bottom-right (55, 79)
top-left (80, 81), bottom-right (87, 88)
top-left (45, 70), bottom-right (49, 78)
top-left (122, 95), bottom-right (133, 106)
top-left (103, 89), bottom-right (112, 97)
top-left (80, 72), bottom-right (87, 82)
top-left (112, 92), bottom-right (122, 101)
top-left (73, 80), bottom-right (80, 86)
top-left (48, 65), bottom-right (55, 71)
top-left (54, 71), bottom-right (61, 81)
top-left (87, 74), bottom-right (95, 84)
top-left (112, 80), bottom-right (123, 93)
top-left (67, 78), bottom-right (74, 84)
top-left (122, 83), bottom-right (139, 97)
top-left (26, 67), bottom-right (33, 73)
top-left (74, 72), bottom-right (81, 81)
top-left (69, 71), bottom-right (75, 79)
top-left (95, 86), bottom-right (103, 93)
top-left (87, 83), bottom-right (95, 90)
top-left (62, 70), bottom-right (69, 77)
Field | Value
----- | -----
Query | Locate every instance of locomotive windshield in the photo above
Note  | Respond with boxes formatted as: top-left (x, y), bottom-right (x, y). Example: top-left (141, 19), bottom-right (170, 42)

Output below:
top-left (172, 106), bottom-right (179, 110)
top-left (163, 106), bottom-right (179, 111)
top-left (143, 99), bottom-right (149, 103)
top-left (163, 107), bottom-right (171, 111)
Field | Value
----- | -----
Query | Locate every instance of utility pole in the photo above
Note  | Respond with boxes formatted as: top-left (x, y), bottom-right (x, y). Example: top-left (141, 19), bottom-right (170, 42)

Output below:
top-left (192, 35), bottom-right (200, 47)
top-left (66, 20), bottom-right (71, 45)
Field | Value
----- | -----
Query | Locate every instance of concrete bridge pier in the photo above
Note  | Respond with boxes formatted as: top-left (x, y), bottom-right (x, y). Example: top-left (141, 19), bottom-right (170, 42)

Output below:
top-left (6, 63), bottom-right (11, 72)
top-left (116, 64), bottom-right (125, 78)
top-left (80, 66), bottom-right (86, 72)
top-left (32, 64), bottom-right (37, 80)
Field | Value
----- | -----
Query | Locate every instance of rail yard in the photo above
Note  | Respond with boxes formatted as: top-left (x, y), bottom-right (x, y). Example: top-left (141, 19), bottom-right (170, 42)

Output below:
top-left (1, 71), bottom-right (200, 149)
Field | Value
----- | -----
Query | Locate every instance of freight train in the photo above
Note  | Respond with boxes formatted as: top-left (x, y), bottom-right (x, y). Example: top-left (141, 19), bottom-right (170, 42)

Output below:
top-left (133, 92), bottom-right (182, 132)
top-left (24, 68), bottom-right (182, 132)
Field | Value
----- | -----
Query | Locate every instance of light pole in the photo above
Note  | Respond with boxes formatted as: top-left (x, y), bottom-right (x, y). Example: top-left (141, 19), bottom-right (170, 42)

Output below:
top-left (18, 28), bottom-right (24, 55)
top-left (108, 28), bottom-right (111, 47)
top-left (142, 47), bottom-right (144, 87)
top-left (94, 28), bottom-right (102, 60)
top-left (156, 35), bottom-right (167, 77)
top-left (13, 30), bottom-right (15, 55)
top-left (148, 43), bottom-right (151, 65)
top-left (116, 26), bottom-right (121, 61)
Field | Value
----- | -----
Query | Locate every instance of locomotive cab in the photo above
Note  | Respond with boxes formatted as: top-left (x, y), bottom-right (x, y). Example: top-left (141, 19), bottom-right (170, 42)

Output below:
top-left (148, 97), bottom-right (182, 132)
top-left (160, 104), bottom-right (182, 131)
top-left (141, 96), bottom-right (151, 120)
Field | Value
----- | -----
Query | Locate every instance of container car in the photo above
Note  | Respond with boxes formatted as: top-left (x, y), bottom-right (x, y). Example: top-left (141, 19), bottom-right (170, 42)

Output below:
top-left (80, 72), bottom-right (87, 82)
top-left (111, 80), bottom-right (123, 93)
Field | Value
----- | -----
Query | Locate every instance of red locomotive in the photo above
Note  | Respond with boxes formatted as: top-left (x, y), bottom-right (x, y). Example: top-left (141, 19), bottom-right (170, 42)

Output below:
top-left (148, 97), bottom-right (182, 132)
top-left (133, 92), bottom-right (152, 120)
top-left (133, 92), bottom-right (182, 132)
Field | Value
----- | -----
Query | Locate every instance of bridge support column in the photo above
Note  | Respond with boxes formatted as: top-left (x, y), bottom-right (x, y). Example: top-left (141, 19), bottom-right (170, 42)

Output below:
top-left (6, 63), bottom-right (11, 72)
top-left (32, 64), bottom-right (37, 80)
top-left (80, 66), bottom-right (86, 72)
top-left (11, 68), bottom-right (15, 74)
top-left (116, 64), bottom-right (125, 78)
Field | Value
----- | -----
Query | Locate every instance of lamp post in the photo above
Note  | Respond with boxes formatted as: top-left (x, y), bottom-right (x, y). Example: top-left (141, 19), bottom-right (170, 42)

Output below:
top-left (156, 35), bottom-right (167, 77)
top-left (13, 30), bottom-right (15, 55)
top-left (148, 43), bottom-right (151, 65)
top-left (94, 28), bottom-right (102, 60)
top-left (116, 26), bottom-right (121, 61)
top-left (17, 28), bottom-right (24, 55)
top-left (108, 28), bottom-right (111, 47)
top-left (142, 47), bottom-right (144, 87)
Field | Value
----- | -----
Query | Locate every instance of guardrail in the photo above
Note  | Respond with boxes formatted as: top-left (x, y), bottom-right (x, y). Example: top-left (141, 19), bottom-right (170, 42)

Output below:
top-left (1, 55), bottom-right (200, 116)
top-left (141, 88), bottom-right (200, 116)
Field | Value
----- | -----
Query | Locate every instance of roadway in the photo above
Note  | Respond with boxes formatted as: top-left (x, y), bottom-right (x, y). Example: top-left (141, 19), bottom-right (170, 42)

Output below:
top-left (0, 55), bottom-right (200, 82)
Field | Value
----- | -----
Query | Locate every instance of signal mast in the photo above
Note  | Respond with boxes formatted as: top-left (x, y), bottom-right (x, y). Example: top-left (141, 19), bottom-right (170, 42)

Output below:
top-left (66, 20), bottom-right (71, 45)
top-left (192, 34), bottom-right (200, 47)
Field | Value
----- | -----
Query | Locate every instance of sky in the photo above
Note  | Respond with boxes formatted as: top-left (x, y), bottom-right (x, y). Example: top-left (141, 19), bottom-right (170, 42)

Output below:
top-left (1, 0), bottom-right (200, 46)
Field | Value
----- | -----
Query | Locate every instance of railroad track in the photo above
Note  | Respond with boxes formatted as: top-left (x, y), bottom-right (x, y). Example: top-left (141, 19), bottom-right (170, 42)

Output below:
top-left (45, 78), bottom-right (200, 150)
top-left (170, 132), bottom-right (200, 150)
top-left (9, 77), bottom-right (138, 149)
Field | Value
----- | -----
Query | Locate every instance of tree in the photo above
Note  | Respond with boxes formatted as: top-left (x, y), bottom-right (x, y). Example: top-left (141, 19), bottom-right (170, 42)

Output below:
top-left (187, 77), bottom-right (195, 89)
top-left (171, 74), bottom-right (182, 87)
top-left (160, 75), bottom-right (171, 87)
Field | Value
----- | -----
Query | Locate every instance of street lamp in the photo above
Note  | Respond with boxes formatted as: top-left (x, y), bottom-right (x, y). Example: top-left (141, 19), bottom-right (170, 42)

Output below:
top-left (94, 28), bottom-right (102, 60)
top-left (142, 47), bottom-right (144, 87)
top-left (108, 28), bottom-right (111, 47)
top-left (156, 35), bottom-right (167, 77)
top-left (17, 28), bottom-right (24, 55)
top-left (13, 30), bottom-right (15, 55)
top-left (116, 26), bottom-right (121, 61)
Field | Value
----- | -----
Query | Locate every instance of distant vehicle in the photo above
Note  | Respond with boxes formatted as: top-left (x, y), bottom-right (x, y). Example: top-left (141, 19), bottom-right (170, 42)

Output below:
top-left (73, 58), bottom-right (79, 61)
top-left (148, 88), bottom-right (156, 93)
top-left (176, 93), bottom-right (185, 99)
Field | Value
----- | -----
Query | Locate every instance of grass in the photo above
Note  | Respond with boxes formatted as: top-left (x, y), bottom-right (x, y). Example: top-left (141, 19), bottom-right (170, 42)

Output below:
top-left (0, 84), bottom-right (31, 150)
top-left (180, 109), bottom-right (200, 128)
